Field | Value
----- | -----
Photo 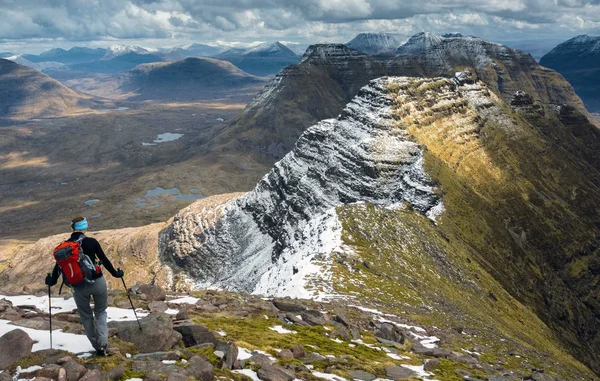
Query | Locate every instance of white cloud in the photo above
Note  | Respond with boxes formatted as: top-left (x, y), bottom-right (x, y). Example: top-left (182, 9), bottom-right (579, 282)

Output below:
top-left (0, 0), bottom-right (599, 54)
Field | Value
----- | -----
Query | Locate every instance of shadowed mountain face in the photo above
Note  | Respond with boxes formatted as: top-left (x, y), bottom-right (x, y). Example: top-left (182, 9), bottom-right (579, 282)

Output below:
top-left (215, 42), bottom-right (300, 77)
top-left (208, 34), bottom-right (587, 164)
top-left (118, 57), bottom-right (267, 101)
top-left (540, 35), bottom-right (600, 113)
top-left (0, 59), bottom-right (100, 121)
top-left (23, 47), bottom-right (106, 65)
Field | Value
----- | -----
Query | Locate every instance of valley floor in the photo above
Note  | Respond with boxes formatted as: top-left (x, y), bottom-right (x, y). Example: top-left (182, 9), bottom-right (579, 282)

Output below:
top-left (0, 99), bottom-right (269, 241)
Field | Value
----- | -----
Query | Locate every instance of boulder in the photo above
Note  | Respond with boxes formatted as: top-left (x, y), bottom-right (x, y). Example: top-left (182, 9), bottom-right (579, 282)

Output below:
top-left (272, 301), bottom-right (306, 313)
top-left (375, 322), bottom-right (404, 344)
top-left (531, 372), bottom-right (554, 381)
top-left (384, 366), bottom-right (417, 379)
top-left (290, 344), bottom-right (306, 359)
top-left (174, 324), bottom-right (219, 347)
top-left (0, 299), bottom-right (12, 312)
top-left (175, 309), bottom-right (189, 321)
top-left (137, 284), bottom-right (167, 301)
top-left (423, 358), bottom-right (441, 372)
top-left (79, 369), bottom-right (102, 381)
top-left (0, 373), bottom-right (11, 381)
top-left (0, 329), bottom-right (34, 370)
top-left (61, 359), bottom-right (88, 381)
top-left (187, 356), bottom-right (214, 381)
top-left (257, 364), bottom-right (295, 381)
top-left (149, 301), bottom-right (169, 313)
top-left (108, 312), bottom-right (181, 353)
top-left (277, 349), bottom-right (295, 359)
top-left (300, 313), bottom-right (325, 326)
top-left (216, 342), bottom-right (238, 370)
top-left (0, 307), bottom-right (22, 321)
top-left (330, 328), bottom-right (351, 341)
top-left (347, 370), bottom-right (377, 381)
top-left (248, 353), bottom-right (273, 368)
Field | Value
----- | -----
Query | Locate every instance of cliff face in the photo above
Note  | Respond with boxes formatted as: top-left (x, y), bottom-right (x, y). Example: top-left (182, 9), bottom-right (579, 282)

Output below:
top-left (161, 77), bottom-right (443, 293)
top-left (162, 75), bottom-right (600, 374)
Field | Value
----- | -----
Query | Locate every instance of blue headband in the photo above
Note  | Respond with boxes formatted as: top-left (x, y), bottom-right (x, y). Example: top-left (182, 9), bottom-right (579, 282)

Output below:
top-left (73, 218), bottom-right (88, 231)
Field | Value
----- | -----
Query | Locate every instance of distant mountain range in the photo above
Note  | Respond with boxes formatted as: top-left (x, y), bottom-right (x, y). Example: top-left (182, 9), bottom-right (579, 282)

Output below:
top-left (215, 42), bottom-right (301, 77)
top-left (540, 35), bottom-right (600, 112)
top-left (212, 33), bottom-right (584, 162)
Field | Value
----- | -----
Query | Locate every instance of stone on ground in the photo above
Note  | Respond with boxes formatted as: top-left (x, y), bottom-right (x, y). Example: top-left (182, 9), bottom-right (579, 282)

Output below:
top-left (0, 329), bottom-right (34, 370)
top-left (108, 312), bottom-right (182, 352)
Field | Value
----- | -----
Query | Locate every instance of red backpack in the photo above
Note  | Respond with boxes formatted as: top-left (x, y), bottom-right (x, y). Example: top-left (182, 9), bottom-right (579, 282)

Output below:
top-left (53, 235), bottom-right (100, 286)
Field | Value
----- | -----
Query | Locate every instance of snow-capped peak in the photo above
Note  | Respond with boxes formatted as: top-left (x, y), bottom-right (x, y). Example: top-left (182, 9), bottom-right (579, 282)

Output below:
top-left (346, 32), bottom-right (403, 55)
top-left (103, 44), bottom-right (158, 59)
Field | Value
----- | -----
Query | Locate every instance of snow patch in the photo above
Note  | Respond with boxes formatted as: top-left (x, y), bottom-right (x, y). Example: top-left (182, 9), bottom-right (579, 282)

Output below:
top-left (269, 325), bottom-right (296, 334)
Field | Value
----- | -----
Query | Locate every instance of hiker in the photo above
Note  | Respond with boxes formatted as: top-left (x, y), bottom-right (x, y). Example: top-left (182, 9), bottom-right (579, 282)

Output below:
top-left (45, 216), bottom-right (124, 356)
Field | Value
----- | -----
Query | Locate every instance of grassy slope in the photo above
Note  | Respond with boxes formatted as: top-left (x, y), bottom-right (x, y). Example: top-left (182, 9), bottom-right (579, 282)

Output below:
top-left (329, 78), bottom-right (600, 375)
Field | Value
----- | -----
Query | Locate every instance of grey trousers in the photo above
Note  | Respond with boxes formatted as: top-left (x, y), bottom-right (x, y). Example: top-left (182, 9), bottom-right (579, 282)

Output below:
top-left (73, 276), bottom-right (108, 350)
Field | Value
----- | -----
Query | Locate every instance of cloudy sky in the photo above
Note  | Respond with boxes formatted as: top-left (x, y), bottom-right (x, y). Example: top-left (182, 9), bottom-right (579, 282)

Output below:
top-left (1, 0), bottom-right (599, 54)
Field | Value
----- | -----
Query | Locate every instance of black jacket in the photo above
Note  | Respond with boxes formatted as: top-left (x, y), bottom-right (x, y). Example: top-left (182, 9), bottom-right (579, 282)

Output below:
top-left (50, 232), bottom-right (118, 285)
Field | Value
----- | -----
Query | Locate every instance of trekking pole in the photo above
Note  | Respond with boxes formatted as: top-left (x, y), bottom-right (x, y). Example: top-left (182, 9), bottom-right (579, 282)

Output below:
top-left (120, 273), bottom-right (142, 332)
top-left (47, 274), bottom-right (53, 349)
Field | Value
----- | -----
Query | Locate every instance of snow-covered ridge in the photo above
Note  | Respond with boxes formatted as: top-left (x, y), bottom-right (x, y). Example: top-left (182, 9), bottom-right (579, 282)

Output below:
top-left (103, 44), bottom-right (158, 60)
top-left (160, 76), bottom-right (445, 296)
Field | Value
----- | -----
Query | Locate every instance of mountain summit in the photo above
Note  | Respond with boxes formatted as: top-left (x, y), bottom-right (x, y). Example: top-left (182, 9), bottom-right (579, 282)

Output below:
top-left (540, 34), bottom-right (600, 112)
top-left (215, 42), bottom-right (300, 76)
top-left (345, 32), bottom-right (403, 56)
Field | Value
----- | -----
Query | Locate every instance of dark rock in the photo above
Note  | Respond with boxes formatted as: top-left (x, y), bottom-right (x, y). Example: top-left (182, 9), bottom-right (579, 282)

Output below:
top-left (62, 360), bottom-right (88, 381)
top-left (79, 369), bottom-right (102, 381)
top-left (54, 313), bottom-right (81, 324)
top-left (300, 313), bottom-right (325, 326)
top-left (453, 354), bottom-right (478, 365)
top-left (187, 356), bottom-right (214, 381)
top-left (285, 312), bottom-right (309, 326)
top-left (375, 322), bottom-right (404, 344)
top-left (149, 301), bottom-right (169, 313)
top-left (273, 301), bottom-right (306, 313)
top-left (257, 365), bottom-right (295, 381)
top-left (302, 352), bottom-right (327, 363)
top-left (0, 328), bottom-right (34, 370)
top-left (333, 311), bottom-right (351, 327)
top-left (167, 373), bottom-right (188, 381)
top-left (277, 349), bottom-right (295, 359)
top-left (432, 348), bottom-right (452, 358)
top-left (174, 324), bottom-right (219, 347)
top-left (290, 344), bottom-right (307, 359)
top-left (108, 312), bottom-right (182, 353)
top-left (350, 327), bottom-right (361, 340)
top-left (137, 284), bottom-right (167, 301)
top-left (175, 309), bottom-right (189, 321)
top-left (424, 358), bottom-right (441, 372)
top-left (102, 361), bottom-right (126, 381)
top-left (411, 344), bottom-right (434, 356)
top-left (248, 353), bottom-right (273, 368)
top-left (330, 328), bottom-right (351, 341)
top-left (347, 370), bottom-right (377, 381)
top-left (216, 342), bottom-right (238, 370)
top-left (384, 366), bottom-right (417, 379)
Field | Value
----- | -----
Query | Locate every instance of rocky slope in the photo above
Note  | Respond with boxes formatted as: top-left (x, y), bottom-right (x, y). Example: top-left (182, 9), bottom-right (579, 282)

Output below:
top-left (540, 35), bottom-right (600, 112)
top-left (3, 75), bottom-right (600, 379)
top-left (209, 34), bottom-right (589, 164)
top-left (0, 59), bottom-right (102, 121)
top-left (345, 33), bottom-right (403, 56)
top-left (118, 57), bottom-right (267, 101)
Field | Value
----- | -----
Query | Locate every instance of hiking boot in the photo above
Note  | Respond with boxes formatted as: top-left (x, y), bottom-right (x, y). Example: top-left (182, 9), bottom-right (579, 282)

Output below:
top-left (96, 346), bottom-right (107, 357)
